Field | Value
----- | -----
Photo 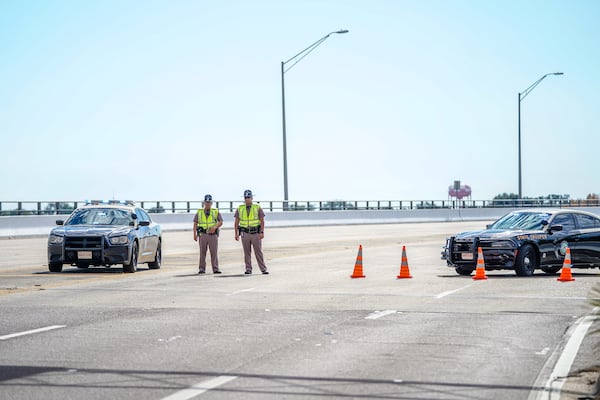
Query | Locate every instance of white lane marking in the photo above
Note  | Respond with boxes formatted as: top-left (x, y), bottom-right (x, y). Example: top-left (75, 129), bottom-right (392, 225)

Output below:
top-left (161, 375), bottom-right (237, 400)
top-left (535, 347), bottom-right (550, 356)
top-left (531, 308), bottom-right (598, 400)
top-left (0, 325), bottom-right (66, 341)
top-left (226, 287), bottom-right (256, 296)
top-left (365, 310), bottom-right (397, 320)
top-left (158, 336), bottom-right (182, 343)
top-left (435, 284), bottom-right (472, 299)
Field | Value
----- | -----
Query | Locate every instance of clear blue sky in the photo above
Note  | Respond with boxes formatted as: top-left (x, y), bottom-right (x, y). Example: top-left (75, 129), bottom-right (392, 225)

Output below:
top-left (1, 0), bottom-right (598, 202)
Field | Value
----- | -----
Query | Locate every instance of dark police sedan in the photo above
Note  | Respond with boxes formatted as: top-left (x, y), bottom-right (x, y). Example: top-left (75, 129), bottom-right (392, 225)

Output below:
top-left (47, 200), bottom-right (162, 273)
top-left (442, 209), bottom-right (600, 276)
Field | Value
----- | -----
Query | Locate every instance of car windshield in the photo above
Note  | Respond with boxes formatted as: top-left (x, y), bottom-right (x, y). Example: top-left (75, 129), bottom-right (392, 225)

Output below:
top-left (65, 208), bottom-right (133, 226)
top-left (489, 212), bottom-right (551, 231)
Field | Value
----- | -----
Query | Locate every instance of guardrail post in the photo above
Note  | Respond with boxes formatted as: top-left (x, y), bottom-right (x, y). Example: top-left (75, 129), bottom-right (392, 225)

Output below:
top-left (171, 202), bottom-right (176, 213)
top-left (187, 201), bottom-right (190, 213)
top-left (37, 202), bottom-right (42, 215)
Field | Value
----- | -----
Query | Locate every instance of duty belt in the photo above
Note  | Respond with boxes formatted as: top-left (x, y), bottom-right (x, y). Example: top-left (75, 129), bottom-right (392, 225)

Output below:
top-left (197, 227), bottom-right (218, 235)
top-left (239, 226), bottom-right (260, 234)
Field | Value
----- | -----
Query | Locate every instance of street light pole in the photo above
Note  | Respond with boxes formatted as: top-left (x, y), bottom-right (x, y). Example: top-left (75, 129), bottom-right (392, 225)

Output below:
top-left (517, 72), bottom-right (564, 199)
top-left (281, 29), bottom-right (349, 204)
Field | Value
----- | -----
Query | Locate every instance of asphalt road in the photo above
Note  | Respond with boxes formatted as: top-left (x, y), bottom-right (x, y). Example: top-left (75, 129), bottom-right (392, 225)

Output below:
top-left (1, 222), bottom-right (598, 400)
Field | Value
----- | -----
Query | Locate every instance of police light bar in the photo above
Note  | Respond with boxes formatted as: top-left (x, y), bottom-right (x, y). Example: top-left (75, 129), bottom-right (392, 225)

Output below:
top-left (84, 200), bottom-right (135, 206)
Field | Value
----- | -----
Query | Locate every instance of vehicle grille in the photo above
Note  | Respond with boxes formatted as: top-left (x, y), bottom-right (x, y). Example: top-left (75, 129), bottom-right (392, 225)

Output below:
top-left (65, 237), bottom-right (103, 249)
top-left (453, 241), bottom-right (473, 252)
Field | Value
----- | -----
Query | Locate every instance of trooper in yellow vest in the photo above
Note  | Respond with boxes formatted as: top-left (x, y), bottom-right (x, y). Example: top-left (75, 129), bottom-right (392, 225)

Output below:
top-left (193, 194), bottom-right (223, 274)
top-left (234, 189), bottom-right (268, 274)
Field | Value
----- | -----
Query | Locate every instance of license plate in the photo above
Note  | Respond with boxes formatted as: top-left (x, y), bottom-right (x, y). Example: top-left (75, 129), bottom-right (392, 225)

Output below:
top-left (461, 252), bottom-right (474, 260)
top-left (78, 251), bottom-right (93, 259)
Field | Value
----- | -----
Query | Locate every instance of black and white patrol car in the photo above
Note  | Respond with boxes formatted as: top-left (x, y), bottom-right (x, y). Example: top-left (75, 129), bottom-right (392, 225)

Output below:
top-left (47, 200), bottom-right (162, 273)
top-left (442, 209), bottom-right (600, 276)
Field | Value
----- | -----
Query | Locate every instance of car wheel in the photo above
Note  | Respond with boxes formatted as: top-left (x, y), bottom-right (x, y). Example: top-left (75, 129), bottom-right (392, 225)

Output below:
top-left (148, 240), bottom-right (161, 270)
top-left (123, 242), bottom-right (138, 273)
top-left (455, 266), bottom-right (474, 276)
top-left (48, 262), bottom-right (63, 272)
top-left (515, 244), bottom-right (537, 276)
top-left (541, 265), bottom-right (562, 275)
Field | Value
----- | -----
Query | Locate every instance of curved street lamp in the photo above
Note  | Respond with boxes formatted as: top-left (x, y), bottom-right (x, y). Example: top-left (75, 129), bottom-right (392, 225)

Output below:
top-left (281, 30), bottom-right (349, 204)
top-left (518, 72), bottom-right (564, 199)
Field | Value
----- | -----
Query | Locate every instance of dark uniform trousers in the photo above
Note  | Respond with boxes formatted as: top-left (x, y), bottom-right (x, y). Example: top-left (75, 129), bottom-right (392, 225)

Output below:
top-left (241, 232), bottom-right (266, 272)
top-left (198, 233), bottom-right (219, 272)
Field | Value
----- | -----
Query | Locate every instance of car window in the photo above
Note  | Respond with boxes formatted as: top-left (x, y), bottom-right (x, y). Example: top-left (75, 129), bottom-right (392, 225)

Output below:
top-left (489, 212), bottom-right (550, 230)
top-left (551, 214), bottom-right (576, 231)
top-left (135, 208), bottom-right (150, 222)
top-left (66, 208), bottom-right (133, 226)
top-left (575, 214), bottom-right (600, 229)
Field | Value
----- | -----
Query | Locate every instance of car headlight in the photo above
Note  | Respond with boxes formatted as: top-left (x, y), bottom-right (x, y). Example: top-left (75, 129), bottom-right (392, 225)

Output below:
top-left (48, 235), bottom-right (64, 244)
top-left (488, 241), bottom-right (515, 249)
top-left (109, 236), bottom-right (129, 245)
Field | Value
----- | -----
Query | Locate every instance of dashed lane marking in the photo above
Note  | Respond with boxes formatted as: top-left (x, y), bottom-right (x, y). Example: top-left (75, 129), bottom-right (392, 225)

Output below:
top-left (365, 310), bottom-right (397, 320)
top-left (161, 375), bottom-right (238, 400)
top-left (226, 287), bottom-right (257, 296)
top-left (435, 284), bottom-right (473, 299)
top-left (0, 325), bottom-right (66, 340)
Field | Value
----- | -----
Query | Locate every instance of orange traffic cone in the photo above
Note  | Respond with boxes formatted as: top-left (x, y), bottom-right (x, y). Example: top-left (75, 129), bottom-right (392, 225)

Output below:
top-left (557, 247), bottom-right (575, 282)
top-left (397, 246), bottom-right (413, 279)
top-left (350, 245), bottom-right (366, 278)
top-left (472, 247), bottom-right (488, 280)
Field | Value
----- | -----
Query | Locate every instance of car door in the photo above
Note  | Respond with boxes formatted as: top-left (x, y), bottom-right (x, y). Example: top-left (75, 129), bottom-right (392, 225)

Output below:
top-left (573, 213), bottom-right (600, 266)
top-left (547, 213), bottom-right (581, 265)
top-left (139, 208), bottom-right (158, 260)
top-left (135, 208), bottom-right (151, 262)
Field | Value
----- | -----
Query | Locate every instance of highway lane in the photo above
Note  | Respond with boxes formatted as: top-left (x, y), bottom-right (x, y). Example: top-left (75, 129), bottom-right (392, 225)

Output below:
top-left (0, 222), bottom-right (598, 400)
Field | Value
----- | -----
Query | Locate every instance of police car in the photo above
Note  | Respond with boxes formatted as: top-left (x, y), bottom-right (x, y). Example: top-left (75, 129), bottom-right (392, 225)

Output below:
top-left (47, 200), bottom-right (162, 273)
top-left (442, 209), bottom-right (600, 276)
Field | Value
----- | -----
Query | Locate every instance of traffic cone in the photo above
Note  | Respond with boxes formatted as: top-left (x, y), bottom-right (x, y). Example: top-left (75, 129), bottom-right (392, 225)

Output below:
top-left (472, 247), bottom-right (488, 280)
top-left (557, 247), bottom-right (575, 282)
top-left (350, 245), bottom-right (366, 278)
top-left (396, 246), bottom-right (413, 279)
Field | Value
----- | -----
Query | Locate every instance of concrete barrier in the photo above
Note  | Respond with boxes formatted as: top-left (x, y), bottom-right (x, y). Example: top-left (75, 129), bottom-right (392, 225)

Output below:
top-left (2, 207), bottom-right (600, 238)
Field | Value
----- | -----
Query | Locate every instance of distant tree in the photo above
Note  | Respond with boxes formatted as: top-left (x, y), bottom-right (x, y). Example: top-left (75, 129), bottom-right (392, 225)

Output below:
top-left (587, 193), bottom-right (599, 200)
top-left (493, 193), bottom-right (518, 200)
top-left (44, 203), bottom-right (75, 215)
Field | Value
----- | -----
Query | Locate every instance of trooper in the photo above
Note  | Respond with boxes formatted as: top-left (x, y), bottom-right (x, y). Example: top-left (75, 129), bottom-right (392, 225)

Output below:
top-left (234, 189), bottom-right (268, 274)
top-left (193, 194), bottom-right (223, 274)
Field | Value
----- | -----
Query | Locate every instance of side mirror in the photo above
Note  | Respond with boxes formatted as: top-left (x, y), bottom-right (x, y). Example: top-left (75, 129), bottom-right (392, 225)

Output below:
top-left (139, 221), bottom-right (150, 227)
top-left (131, 213), bottom-right (138, 219)
top-left (56, 220), bottom-right (64, 226)
top-left (485, 224), bottom-right (492, 229)
top-left (549, 224), bottom-right (563, 233)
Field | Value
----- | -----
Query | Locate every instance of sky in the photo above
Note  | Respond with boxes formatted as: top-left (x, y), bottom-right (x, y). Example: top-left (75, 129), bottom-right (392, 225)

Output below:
top-left (1, 0), bottom-right (599, 203)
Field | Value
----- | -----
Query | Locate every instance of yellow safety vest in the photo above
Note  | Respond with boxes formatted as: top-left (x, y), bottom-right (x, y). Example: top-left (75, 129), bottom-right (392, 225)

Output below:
top-left (197, 208), bottom-right (219, 230)
top-left (237, 204), bottom-right (261, 228)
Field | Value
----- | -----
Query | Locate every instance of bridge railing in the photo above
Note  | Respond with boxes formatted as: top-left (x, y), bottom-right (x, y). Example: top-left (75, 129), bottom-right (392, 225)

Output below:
top-left (1, 199), bottom-right (599, 216)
